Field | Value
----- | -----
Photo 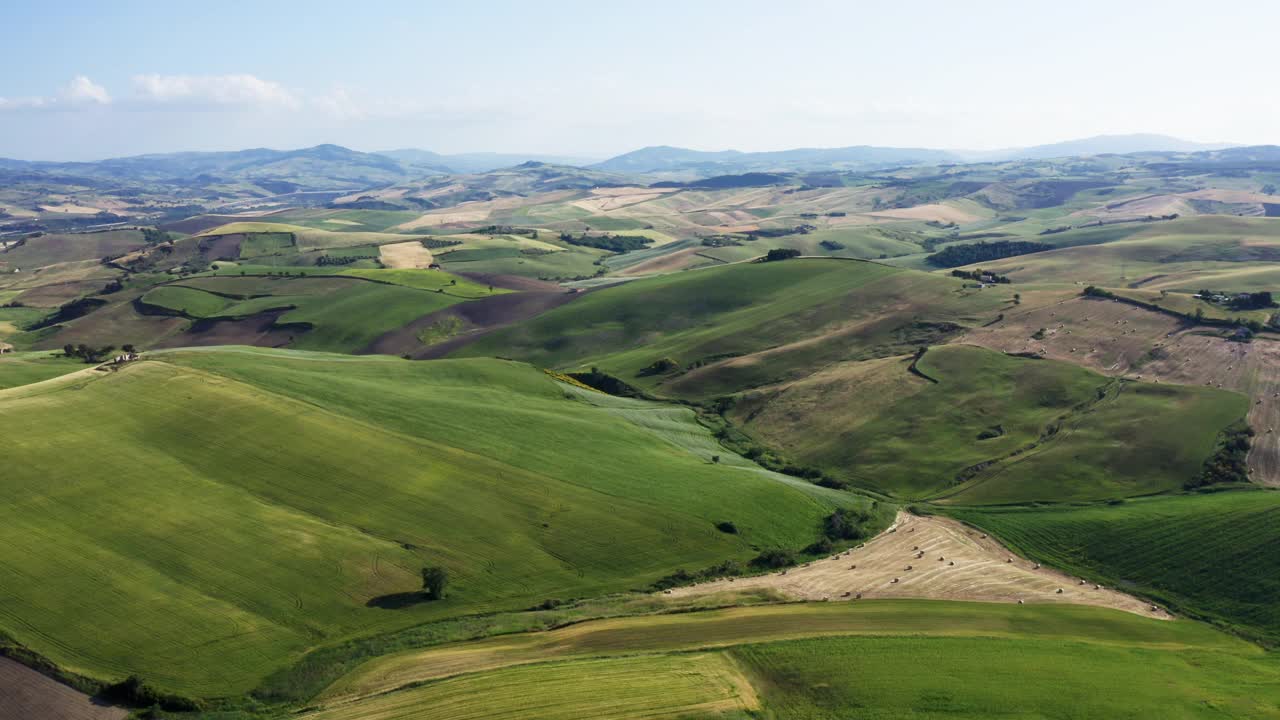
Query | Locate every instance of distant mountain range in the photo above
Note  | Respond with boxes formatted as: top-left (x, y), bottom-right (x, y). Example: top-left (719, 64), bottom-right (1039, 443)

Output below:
top-left (377, 149), bottom-right (605, 174)
top-left (0, 135), bottom-right (1250, 196)
top-left (958, 134), bottom-right (1238, 162)
top-left (588, 135), bottom-right (1240, 175)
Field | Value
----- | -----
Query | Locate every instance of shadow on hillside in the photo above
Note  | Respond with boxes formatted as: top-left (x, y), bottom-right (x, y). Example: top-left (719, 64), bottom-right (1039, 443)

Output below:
top-left (366, 591), bottom-right (431, 609)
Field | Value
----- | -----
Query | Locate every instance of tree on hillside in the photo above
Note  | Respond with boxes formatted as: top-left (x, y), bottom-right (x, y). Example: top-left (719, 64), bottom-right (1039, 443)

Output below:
top-left (421, 566), bottom-right (449, 599)
top-left (764, 248), bottom-right (801, 262)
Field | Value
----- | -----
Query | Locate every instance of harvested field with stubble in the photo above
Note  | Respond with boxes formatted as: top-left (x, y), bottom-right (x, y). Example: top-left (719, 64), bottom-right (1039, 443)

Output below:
top-left (669, 512), bottom-right (1166, 618)
top-left (378, 240), bottom-right (434, 269)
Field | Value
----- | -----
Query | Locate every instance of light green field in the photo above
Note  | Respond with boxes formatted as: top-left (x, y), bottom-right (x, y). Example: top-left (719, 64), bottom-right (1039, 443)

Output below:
top-left (734, 344), bottom-right (1247, 501)
top-left (0, 349), bottom-right (871, 695)
top-left (0, 350), bottom-right (84, 389)
top-left (138, 285), bottom-right (234, 317)
top-left (339, 268), bottom-right (499, 297)
top-left (454, 258), bottom-right (1013, 399)
top-left (314, 601), bottom-right (1279, 720)
top-left (949, 490), bottom-right (1280, 645)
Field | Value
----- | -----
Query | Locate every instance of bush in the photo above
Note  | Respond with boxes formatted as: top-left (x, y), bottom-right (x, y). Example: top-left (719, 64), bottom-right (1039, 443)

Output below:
top-left (822, 508), bottom-right (870, 541)
top-left (715, 521), bottom-right (738, 534)
top-left (750, 549), bottom-right (795, 569)
top-left (803, 537), bottom-right (834, 555)
top-left (99, 676), bottom-right (202, 712)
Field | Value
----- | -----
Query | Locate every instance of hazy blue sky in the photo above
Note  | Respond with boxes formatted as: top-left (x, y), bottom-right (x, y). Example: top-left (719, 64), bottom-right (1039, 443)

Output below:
top-left (3, 0), bottom-right (1277, 160)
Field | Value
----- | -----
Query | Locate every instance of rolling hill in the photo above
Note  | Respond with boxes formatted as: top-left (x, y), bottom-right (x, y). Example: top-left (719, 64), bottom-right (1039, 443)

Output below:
top-left (0, 347), bottom-right (879, 696)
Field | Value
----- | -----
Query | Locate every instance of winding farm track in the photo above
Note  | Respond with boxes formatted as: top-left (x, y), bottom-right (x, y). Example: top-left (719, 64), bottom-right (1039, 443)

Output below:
top-left (669, 512), bottom-right (1167, 619)
top-left (962, 294), bottom-right (1280, 486)
top-left (0, 658), bottom-right (124, 720)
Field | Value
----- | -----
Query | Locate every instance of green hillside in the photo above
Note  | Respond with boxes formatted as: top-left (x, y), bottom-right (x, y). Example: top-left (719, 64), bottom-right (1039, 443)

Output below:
top-left (950, 490), bottom-right (1280, 645)
top-left (731, 344), bottom-right (1246, 501)
top-left (0, 348), bottom-right (877, 696)
top-left (453, 258), bottom-right (1012, 398)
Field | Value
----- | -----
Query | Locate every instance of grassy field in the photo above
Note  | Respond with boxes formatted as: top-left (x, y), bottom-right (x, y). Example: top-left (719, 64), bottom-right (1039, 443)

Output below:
top-left (949, 490), bottom-right (1280, 645)
top-left (0, 350), bottom-right (84, 389)
top-left (454, 258), bottom-right (1012, 398)
top-left (0, 348), bottom-right (873, 696)
top-left (732, 344), bottom-right (1246, 501)
top-left (313, 601), bottom-right (1279, 720)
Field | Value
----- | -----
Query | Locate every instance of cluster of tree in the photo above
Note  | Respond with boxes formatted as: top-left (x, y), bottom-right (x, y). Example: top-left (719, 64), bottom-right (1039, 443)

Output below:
top-left (422, 238), bottom-right (463, 249)
top-left (1195, 289), bottom-right (1276, 310)
top-left (141, 227), bottom-right (170, 245)
top-left (567, 367), bottom-right (645, 397)
top-left (763, 248), bottom-right (802, 262)
top-left (29, 297), bottom-right (107, 330)
top-left (925, 240), bottom-right (1047, 268)
top-left (1185, 423), bottom-right (1253, 489)
top-left (637, 357), bottom-right (681, 376)
top-left (819, 240), bottom-right (846, 250)
top-left (701, 236), bottom-right (742, 247)
top-left (62, 343), bottom-right (134, 363)
top-left (950, 268), bottom-right (1010, 283)
top-left (558, 233), bottom-right (653, 253)
top-left (316, 254), bottom-right (367, 266)
top-left (479, 225), bottom-right (538, 238)
top-left (99, 675), bottom-right (202, 713)
top-left (748, 224), bottom-right (817, 239)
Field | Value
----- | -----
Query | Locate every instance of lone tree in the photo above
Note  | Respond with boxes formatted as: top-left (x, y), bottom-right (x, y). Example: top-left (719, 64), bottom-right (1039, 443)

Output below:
top-left (421, 566), bottom-right (449, 599)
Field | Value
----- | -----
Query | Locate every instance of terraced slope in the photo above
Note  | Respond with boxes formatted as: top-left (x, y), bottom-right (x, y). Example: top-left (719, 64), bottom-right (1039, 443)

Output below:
top-left (0, 348), bottom-right (875, 695)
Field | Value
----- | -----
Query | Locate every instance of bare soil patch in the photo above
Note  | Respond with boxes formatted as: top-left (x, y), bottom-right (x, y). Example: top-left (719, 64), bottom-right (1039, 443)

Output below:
top-left (0, 658), bottom-right (124, 720)
top-left (669, 512), bottom-right (1167, 619)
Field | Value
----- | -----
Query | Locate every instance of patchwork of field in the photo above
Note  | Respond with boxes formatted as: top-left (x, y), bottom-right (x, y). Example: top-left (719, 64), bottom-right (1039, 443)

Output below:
top-left (969, 217), bottom-right (1280, 291)
top-left (0, 348), bottom-right (874, 695)
top-left (453, 258), bottom-right (1013, 399)
top-left (311, 600), bottom-right (1275, 720)
top-left (670, 512), bottom-right (1163, 616)
top-left (963, 294), bottom-right (1280, 484)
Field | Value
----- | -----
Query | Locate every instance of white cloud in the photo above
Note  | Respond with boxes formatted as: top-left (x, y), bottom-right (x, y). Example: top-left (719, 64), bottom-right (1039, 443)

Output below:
top-left (64, 75), bottom-right (111, 105)
top-left (0, 75), bottom-right (109, 112)
top-left (131, 74), bottom-right (300, 109)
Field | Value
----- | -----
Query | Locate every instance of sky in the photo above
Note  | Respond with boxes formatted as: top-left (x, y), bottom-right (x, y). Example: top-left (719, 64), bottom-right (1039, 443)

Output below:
top-left (2, 0), bottom-right (1278, 161)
